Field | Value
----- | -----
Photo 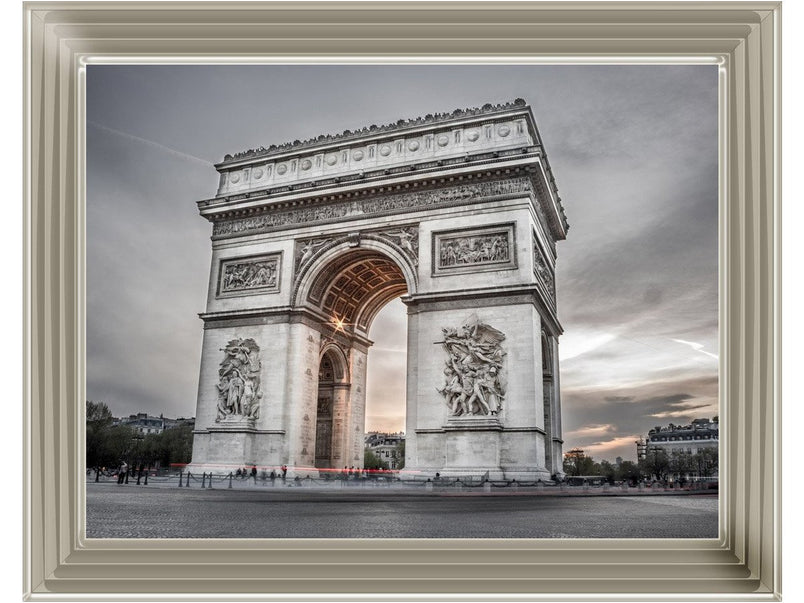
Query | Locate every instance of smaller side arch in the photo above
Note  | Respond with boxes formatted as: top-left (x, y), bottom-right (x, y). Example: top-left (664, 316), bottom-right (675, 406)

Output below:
top-left (319, 342), bottom-right (350, 384)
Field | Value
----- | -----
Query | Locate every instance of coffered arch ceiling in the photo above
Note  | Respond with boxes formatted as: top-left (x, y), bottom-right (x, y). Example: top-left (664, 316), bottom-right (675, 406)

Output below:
top-left (307, 250), bottom-right (408, 333)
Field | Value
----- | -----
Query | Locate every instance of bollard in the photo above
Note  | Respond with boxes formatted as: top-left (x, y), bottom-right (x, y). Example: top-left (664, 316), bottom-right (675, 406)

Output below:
top-left (228, 472), bottom-right (233, 489)
top-left (95, 468), bottom-right (100, 483)
top-left (144, 472), bottom-right (148, 486)
top-left (178, 470), bottom-right (183, 487)
top-left (208, 473), bottom-right (213, 489)
top-left (186, 472), bottom-right (191, 487)
top-left (201, 473), bottom-right (206, 488)
top-left (136, 469), bottom-right (142, 486)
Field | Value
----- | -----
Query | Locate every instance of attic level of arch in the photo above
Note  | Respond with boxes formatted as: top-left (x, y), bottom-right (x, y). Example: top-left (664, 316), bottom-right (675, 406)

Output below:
top-left (198, 146), bottom-right (564, 225)
top-left (205, 167), bottom-right (568, 247)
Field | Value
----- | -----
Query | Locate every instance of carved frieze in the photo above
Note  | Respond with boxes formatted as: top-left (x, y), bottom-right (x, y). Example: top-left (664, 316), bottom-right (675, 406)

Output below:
top-left (218, 253), bottom-right (281, 297)
top-left (295, 238), bottom-right (333, 274)
top-left (215, 338), bottom-right (262, 423)
top-left (532, 233), bottom-right (556, 305)
top-left (432, 223), bottom-right (516, 276)
top-left (436, 315), bottom-right (507, 418)
top-left (294, 225), bottom-right (420, 277)
top-left (213, 177), bottom-right (533, 238)
top-left (376, 226), bottom-right (419, 266)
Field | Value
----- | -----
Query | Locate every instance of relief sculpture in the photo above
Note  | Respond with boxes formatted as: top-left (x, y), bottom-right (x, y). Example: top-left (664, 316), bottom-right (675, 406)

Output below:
top-left (220, 255), bottom-right (279, 294)
top-left (295, 238), bottom-right (331, 272)
top-left (439, 232), bottom-right (509, 267)
top-left (377, 226), bottom-right (419, 265)
top-left (436, 315), bottom-right (507, 417)
top-left (215, 338), bottom-right (262, 422)
top-left (533, 240), bottom-right (556, 303)
top-left (214, 177), bottom-right (533, 238)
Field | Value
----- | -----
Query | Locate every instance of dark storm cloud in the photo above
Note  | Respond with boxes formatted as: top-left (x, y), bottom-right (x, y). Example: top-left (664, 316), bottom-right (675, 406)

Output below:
top-left (86, 65), bottom-right (718, 450)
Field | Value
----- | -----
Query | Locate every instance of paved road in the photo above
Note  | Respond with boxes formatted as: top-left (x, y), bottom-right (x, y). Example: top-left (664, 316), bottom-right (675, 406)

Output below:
top-left (86, 483), bottom-right (718, 539)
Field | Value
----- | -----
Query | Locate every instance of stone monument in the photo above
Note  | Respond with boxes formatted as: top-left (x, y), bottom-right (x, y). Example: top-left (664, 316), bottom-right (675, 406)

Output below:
top-left (188, 99), bottom-right (568, 480)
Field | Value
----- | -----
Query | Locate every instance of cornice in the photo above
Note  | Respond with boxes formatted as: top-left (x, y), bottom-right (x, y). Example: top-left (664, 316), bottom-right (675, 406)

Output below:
top-left (198, 146), bottom-right (541, 214)
top-left (218, 98), bottom-right (530, 166)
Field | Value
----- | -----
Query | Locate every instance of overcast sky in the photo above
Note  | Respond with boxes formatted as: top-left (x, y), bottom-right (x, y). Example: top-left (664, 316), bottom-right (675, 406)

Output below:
top-left (86, 64), bottom-right (718, 462)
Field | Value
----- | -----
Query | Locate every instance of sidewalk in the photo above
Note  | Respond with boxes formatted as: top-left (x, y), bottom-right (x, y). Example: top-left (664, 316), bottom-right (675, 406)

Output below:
top-left (86, 473), bottom-right (717, 498)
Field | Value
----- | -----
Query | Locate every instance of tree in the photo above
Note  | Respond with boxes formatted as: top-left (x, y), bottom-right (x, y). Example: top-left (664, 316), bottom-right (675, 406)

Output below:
top-left (86, 400), bottom-right (135, 469)
top-left (693, 447), bottom-right (718, 478)
top-left (640, 447), bottom-right (670, 481)
top-left (363, 449), bottom-right (388, 470)
top-left (599, 460), bottom-right (616, 483)
top-left (616, 460), bottom-right (642, 484)
top-left (394, 440), bottom-right (406, 470)
top-left (668, 450), bottom-right (694, 479)
top-left (563, 448), bottom-right (598, 476)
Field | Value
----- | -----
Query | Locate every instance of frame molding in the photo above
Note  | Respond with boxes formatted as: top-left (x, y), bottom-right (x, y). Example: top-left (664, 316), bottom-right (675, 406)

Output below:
top-left (431, 222), bottom-right (518, 276)
top-left (23, 1), bottom-right (781, 600)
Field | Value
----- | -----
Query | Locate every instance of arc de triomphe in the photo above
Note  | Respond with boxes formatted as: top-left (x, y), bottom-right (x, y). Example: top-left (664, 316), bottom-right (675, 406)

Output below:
top-left (188, 99), bottom-right (569, 481)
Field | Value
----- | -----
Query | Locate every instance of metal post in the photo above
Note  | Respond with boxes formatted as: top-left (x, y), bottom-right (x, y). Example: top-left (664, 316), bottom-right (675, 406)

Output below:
top-left (201, 472), bottom-right (206, 488)
top-left (144, 471), bottom-right (148, 486)
top-left (208, 473), bottom-right (213, 489)
top-left (228, 472), bottom-right (233, 489)
top-left (186, 471), bottom-right (191, 487)
top-left (94, 467), bottom-right (99, 483)
top-left (136, 469), bottom-right (142, 486)
top-left (178, 470), bottom-right (183, 487)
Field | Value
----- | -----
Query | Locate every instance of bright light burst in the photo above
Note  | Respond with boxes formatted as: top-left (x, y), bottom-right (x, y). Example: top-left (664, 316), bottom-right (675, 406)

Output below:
top-left (331, 316), bottom-right (346, 332)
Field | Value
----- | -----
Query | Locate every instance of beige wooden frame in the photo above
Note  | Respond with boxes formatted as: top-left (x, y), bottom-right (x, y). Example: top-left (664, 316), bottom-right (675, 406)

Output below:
top-left (23, 2), bottom-right (781, 600)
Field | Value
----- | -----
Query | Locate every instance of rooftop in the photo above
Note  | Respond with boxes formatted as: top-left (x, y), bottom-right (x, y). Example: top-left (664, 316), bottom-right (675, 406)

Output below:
top-left (219, 99), bottom-right (530, 165)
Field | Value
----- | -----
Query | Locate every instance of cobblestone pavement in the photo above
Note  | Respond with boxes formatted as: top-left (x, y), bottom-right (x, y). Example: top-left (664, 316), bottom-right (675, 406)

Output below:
top-left (86, 481), bottom-right (718, 539)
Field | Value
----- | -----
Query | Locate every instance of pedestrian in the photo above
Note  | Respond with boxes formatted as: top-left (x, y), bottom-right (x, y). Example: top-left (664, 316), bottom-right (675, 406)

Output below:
top-left (120, 461), bottom-right (128, 484)
top-left (251, 466), bottom-right (257, 484)
top-left (236, 468), bottom-right (242, 478)
top-left (270, 469), bottom-right (276, 486)
top-left (281, 465), bottom-right (287, 481)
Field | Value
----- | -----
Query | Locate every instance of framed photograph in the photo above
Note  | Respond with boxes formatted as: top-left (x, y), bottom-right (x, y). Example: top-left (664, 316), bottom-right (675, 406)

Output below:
top-left (23, 2), bottom-right (780, 600)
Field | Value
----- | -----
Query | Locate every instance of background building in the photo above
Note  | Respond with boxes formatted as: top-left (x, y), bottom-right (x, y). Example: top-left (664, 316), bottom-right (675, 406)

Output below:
top-left (113, 413), bottom-right (196, 436)
top-left (641, 417), bottom-right (719, 457)
top-left (364, 432), bottom-right (405, 469)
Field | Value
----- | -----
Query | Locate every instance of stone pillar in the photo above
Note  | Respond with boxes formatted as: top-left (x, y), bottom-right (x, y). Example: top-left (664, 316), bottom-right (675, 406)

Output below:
top-left (346, 347), bottom-right (368, 469)
top-left (550, 335), bottom-right (564, 476)
top-left (284, 322), bottom-right (322, 472)
top-left (405, 299), bottom-right (550, 481)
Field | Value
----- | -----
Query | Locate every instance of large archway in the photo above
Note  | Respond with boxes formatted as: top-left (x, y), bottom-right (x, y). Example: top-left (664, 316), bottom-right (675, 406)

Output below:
top-left (303, 246), bottom-right (412, 471)
top-left (189, 100), bottom-right (569, 480)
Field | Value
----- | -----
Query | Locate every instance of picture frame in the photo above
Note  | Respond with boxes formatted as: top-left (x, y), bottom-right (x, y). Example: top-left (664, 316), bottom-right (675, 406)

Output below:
top-left (23, 2), bottom-right (781, 600)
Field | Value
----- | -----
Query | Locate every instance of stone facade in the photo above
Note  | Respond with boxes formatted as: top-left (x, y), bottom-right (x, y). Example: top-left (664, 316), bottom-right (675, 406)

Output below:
top-left (188, 100), bottom-right (568, 480)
